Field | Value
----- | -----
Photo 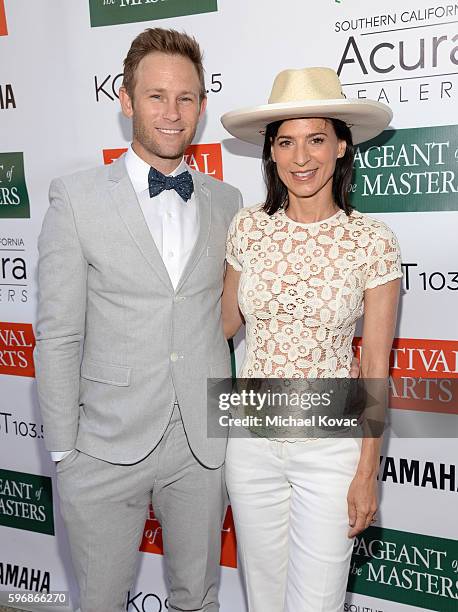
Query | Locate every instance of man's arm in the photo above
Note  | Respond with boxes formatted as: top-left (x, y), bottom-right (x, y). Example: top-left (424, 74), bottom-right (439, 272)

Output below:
top-left (34, 178), bottom-right (88, 453)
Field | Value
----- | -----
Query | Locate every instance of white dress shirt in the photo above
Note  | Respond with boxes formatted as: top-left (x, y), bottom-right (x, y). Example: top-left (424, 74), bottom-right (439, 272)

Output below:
top-left (51, 146), bottom-right (199, 462)
top-left (125, 145), bottom-right (199, 289)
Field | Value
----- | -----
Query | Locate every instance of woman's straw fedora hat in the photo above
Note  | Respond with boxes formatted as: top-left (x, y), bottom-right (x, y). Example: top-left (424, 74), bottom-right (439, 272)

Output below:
top-left (221, 67), bottom-right (392, 145)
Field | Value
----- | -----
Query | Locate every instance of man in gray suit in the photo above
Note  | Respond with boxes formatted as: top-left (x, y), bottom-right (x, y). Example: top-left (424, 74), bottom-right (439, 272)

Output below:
top-left (35, 28), bottom-right (241, 612)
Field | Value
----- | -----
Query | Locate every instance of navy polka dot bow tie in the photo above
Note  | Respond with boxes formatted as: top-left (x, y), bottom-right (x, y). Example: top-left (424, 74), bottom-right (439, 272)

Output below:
top-left (148, 166), bottom-right (194, 202)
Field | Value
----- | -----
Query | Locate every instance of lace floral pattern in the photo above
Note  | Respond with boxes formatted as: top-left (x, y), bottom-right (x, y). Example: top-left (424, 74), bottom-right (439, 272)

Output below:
top-left (226, 205), bottom-right (402, 379)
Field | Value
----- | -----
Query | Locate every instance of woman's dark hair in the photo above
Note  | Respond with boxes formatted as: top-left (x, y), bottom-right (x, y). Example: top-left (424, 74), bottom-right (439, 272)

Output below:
top-left (261, 117), bottom-right (355, 216)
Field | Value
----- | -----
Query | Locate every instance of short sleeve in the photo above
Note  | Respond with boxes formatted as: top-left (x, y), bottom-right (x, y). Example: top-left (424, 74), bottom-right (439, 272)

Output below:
top-left (365, 223), bottom-right (403, 290)
top-left (226, 212), bottom-right (243, 271)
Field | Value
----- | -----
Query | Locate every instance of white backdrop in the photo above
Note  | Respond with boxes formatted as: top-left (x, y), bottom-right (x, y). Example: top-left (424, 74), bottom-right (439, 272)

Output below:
top-left (1, 1), bottom-right (457, 611)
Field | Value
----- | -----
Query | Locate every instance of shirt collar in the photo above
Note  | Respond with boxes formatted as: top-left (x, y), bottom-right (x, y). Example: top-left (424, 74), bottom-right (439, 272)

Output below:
top-left (125, 145), bottom-right (188, 194)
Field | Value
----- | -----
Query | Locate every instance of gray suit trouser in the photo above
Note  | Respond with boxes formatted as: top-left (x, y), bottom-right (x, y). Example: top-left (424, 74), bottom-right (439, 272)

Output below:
top-left (56, 406), bottom-right (226, 612)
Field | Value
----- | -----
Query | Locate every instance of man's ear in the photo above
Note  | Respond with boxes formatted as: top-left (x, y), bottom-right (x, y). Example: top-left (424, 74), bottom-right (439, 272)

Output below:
top-left (199, 95), bottom-right (207, 119)
top-left (119, 86), bottom-right (134, 119)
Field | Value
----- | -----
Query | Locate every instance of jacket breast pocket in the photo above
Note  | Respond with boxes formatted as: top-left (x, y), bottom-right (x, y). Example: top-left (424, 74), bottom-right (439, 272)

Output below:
top-left (80, 359), bottom-right (131, 386)
top-left (196, 245), bottom-right (226, 288)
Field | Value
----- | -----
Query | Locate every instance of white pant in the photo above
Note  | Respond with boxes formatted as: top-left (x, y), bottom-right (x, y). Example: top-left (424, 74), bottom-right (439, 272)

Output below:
top-left (225, 436), bottom-right (362, 612)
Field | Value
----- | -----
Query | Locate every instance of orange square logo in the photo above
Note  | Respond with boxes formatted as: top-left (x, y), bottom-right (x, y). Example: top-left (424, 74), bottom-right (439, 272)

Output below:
top-left (220, 505), bottom-right (237, 568)
top-left (103, 143), bottom-right (224, 181)
top-left (184, 144), bottom-right (223, 181)
top-left (353, 337), bottom-right (458, 380)
top-left (103, 148), bottom-right (127, 165)
top-left (0, 323), bottom-right (35, 377)
top-left (0, 1), bottom-right (8, 36)
top-left (140, 505), bottom-right (163, 556)
top-left (353, 337), bottom-right (458, 414)
top-left (140, 505), bottom-right (237, 568)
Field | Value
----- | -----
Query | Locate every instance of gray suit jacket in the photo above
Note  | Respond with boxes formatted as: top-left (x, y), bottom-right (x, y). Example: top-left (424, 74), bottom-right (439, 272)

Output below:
top-left (35, 155), bottom-right (242, 467)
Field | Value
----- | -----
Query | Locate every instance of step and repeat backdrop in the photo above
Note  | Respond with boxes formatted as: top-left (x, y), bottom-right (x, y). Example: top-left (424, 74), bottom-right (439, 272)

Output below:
top-left (1, 0), bottom-right (457, 610)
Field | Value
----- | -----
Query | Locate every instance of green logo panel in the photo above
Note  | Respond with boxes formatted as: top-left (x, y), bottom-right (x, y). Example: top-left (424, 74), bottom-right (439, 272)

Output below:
top-left (348, 526), bottom-right (458, 611)
top-left (89, 0), bottom-right (218, 27)
top-left (0, 469), bottom-right (54, 535)
top-left (0, 152), bottom-right (30, 218)
top-left (351, 124), bottom-right (458, 212)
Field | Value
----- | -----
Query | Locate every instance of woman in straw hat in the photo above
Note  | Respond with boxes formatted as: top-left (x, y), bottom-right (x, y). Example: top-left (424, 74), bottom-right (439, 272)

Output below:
top-left (220, 67), bottom-right (402, 611)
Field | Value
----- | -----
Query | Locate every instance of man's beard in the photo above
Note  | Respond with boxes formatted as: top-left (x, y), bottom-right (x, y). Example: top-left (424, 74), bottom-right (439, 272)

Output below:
top-left (133, 117), bottom-right (194, 161)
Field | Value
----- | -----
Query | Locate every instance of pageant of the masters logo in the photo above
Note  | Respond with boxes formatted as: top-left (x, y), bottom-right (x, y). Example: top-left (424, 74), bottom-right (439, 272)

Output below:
top-left (0, 153), bottom-right (30, 218)
top-left (0, 469), bottom-right (54, 536)
top-left (348, 526), bottom-right (458, 611)
top-left (89, 0), bottom-right (218, 28)
top-left (351, 125), bottom-right (458, 212)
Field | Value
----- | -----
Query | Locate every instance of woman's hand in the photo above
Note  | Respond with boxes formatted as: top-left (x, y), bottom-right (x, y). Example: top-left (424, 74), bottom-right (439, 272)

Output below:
top-left (347, 471), bottom-right (378, 538)
top-left (349, 356), bottom-right (360, 378)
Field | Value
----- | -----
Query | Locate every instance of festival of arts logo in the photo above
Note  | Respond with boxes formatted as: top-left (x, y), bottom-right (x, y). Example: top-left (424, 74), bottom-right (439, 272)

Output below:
top-left (140, 505), bottom-right (237, 567)
top-left (353, 337), bottom-right (458, 415)
top-left (184, 143), bottom-right (223, 180)
top-left (0, 153), bottom-right (30, 218)
top-left (0, 0), bottom-right (8, 36)
top-left (0, 469), bottom-right (54, 536)
top-left (347, 526), bottom-right (458, 611)
top-left (89, 0), bottom-right (218, 28)
top-left (0, 322), bottom-right (35, 377)
top-left (350, 125), bottom-right (458, 212)
top-left (103, 143), bottom-right (224, 180)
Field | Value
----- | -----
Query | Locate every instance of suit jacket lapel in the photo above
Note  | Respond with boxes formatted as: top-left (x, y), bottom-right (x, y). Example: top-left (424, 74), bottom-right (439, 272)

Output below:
top-left (175, 169), bottom-right (211, 294)
top-left (108, 155), bottom-right (174, 292)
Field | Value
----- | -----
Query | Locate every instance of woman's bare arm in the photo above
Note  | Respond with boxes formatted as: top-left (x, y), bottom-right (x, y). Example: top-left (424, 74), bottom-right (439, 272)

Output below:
top-left (347, 278), bottom-right (401, 537)
top-left (222, 264), bottom-right (244, 339)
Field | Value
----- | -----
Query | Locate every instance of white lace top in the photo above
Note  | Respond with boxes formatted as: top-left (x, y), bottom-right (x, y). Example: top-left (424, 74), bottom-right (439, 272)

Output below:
top-left (226, 205), bottom-right (402, 379)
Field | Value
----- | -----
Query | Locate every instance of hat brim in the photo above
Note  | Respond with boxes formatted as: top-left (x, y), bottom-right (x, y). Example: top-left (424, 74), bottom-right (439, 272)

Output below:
top-left (220, 98), bottom-right (392, 145)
